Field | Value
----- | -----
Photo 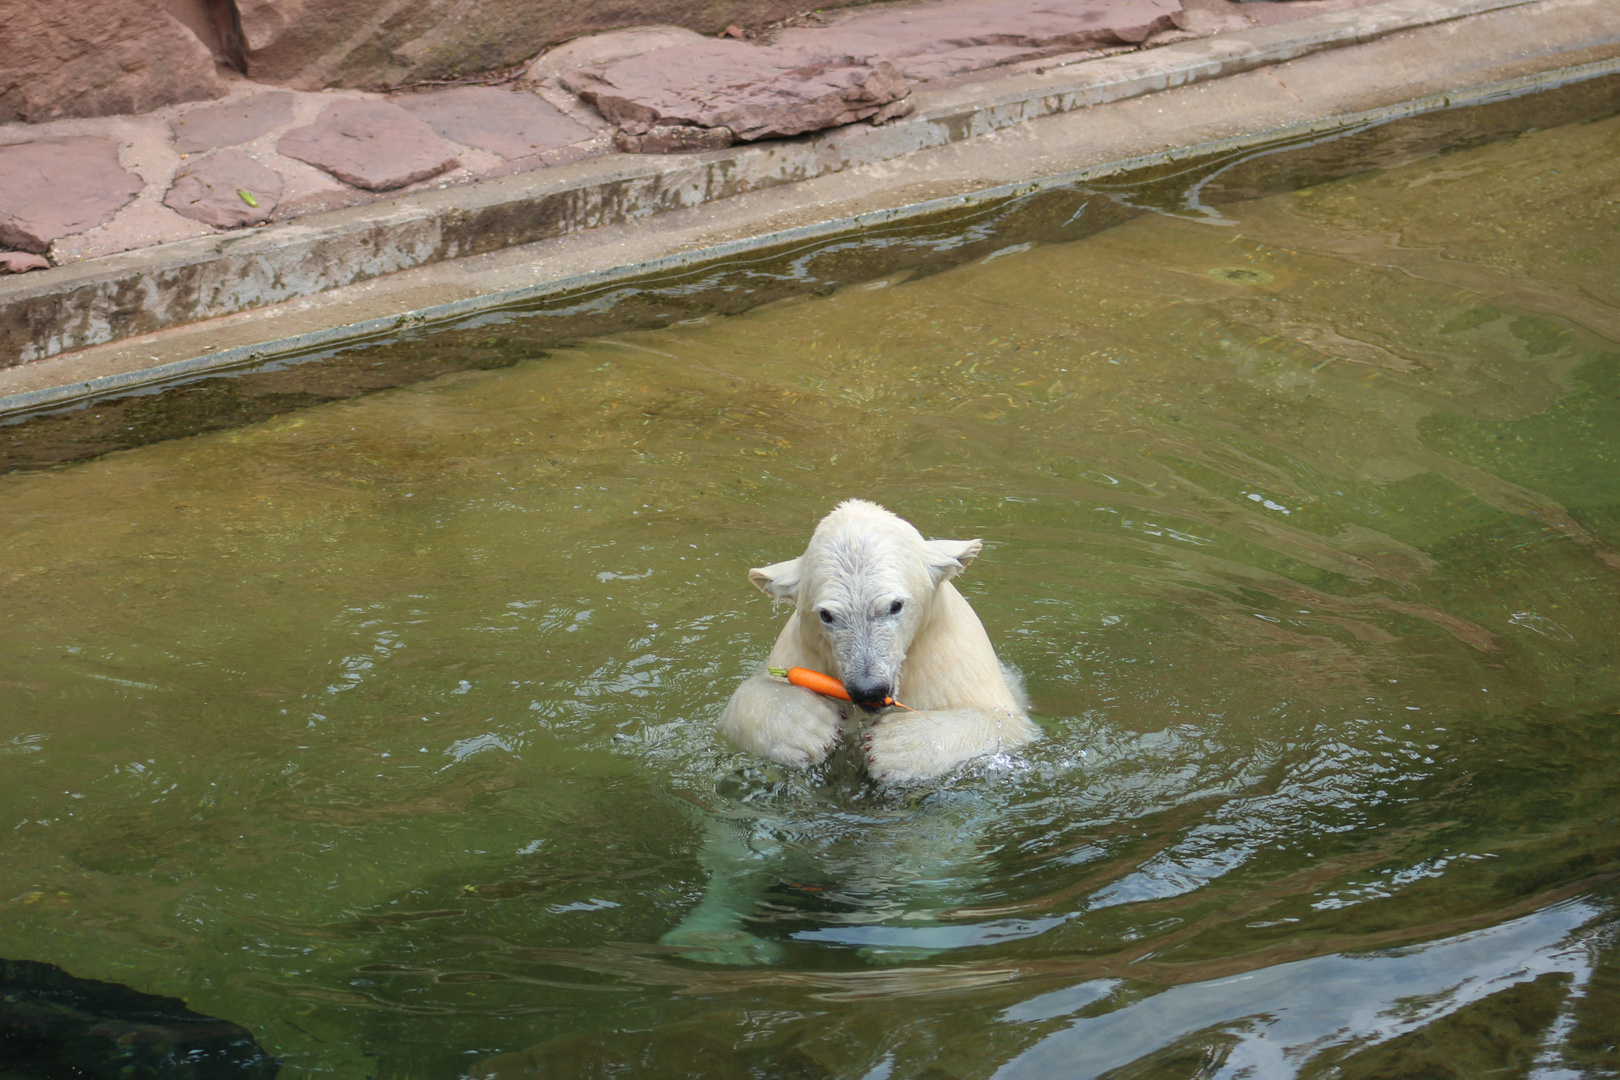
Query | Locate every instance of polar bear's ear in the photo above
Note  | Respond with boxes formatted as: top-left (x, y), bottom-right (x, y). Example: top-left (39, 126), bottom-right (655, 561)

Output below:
top-left (748, 557), bottom-right (803, 602)
top-left (923, 538), bottom-right (982, 585)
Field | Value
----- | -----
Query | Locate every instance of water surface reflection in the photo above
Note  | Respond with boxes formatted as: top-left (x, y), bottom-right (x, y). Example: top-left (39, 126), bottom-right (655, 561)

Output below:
top-left (0, 112), bottom-right (1618, 1078)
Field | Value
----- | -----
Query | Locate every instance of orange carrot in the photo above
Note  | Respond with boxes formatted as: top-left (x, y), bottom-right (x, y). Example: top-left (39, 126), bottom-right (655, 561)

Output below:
top-left (767, 666), bottom-right (938, 727)
top-left (766, 666), bottom-right (909, 709)
top-left (769, 666), bottom-right (856, 701)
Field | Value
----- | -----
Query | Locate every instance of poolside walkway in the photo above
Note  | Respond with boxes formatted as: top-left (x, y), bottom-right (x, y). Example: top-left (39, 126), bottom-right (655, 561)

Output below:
top-left (0, 0), bottom-right (1615, 412)
top-left (0, 0), bottom-right (1374, 267)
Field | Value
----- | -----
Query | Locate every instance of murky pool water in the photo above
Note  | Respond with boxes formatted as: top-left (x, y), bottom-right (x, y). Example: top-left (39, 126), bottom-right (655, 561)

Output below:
top-left (3, 107), bottom-right (1619, 1079)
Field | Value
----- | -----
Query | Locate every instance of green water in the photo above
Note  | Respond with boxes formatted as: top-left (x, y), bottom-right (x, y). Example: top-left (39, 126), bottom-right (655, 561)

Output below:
top-left (3, 110), bottom-right (1620, 1079)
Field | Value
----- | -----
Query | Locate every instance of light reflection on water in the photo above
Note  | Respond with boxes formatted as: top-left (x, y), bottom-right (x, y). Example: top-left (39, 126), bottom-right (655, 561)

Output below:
top-left (0, 111), bottom-right (1618, 1077)
top-left (998, 899), bottom-right (1602, 1079)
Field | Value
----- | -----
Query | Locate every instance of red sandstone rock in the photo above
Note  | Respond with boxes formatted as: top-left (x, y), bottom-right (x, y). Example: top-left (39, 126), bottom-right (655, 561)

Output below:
top-left (0, 251), bottom-right (51, 273)
top-left (0, 0), bottom-right (219, 122)
top-left (773, 0), bottom-right (1184, 83)
top-left (163, 149), bottom-right (283, 227)
top-left (0, 138), bottom-right (146, 254)
top-left (561, 0), bottom-right (1180, 143)
top-left (525, 25), bottom-right (708, 83)
top-left (277, 100), bottom-right (460, 191)
top-left (394, 87), bottom-right (595, 160)
top-left (170, 92), bottom-right (298, 153)
top-left (1221, 0), bottom-right (1385, 26)
top-left (232, 0), bottom-right (871, 91)
top-left (563, 46), bottom-right (911, 142)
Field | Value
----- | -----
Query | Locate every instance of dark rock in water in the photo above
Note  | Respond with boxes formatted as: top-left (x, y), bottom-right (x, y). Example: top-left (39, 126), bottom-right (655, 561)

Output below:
top-left (278, 100), bottom-right (460, 192)
top-left (164, 150), bottom-right (284, 228)
top-left (0, 957), bottom-right (279, 1079)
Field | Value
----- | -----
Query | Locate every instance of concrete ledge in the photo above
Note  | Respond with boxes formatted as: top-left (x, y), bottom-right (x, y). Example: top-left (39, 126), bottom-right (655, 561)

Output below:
top-left (4, 51), bottom-right (1617, 421)
top-left (0, 0), bottom-right (1553, 367)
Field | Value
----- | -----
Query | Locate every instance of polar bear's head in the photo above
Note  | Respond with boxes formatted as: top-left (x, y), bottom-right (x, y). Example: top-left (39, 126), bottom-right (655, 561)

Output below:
top-left (748, 500), bottom-right (980, 709)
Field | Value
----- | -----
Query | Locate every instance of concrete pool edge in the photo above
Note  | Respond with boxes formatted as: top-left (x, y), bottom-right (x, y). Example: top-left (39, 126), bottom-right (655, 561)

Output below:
top-left (6, 52), bottom-right (1618, 424)
top-left (0, 0), bottom-right (1563, 366)
top-left (1, 0), bottom-right (1617, 421)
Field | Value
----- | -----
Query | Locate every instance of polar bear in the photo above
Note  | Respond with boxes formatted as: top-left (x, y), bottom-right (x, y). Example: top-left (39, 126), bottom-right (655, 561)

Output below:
top-left (722, 500), bottom-right (1040, 782)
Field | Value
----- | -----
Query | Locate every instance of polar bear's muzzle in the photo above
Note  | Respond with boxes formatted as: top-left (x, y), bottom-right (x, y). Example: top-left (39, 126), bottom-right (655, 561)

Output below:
top-left (844, 676), bottom-right (893, 712)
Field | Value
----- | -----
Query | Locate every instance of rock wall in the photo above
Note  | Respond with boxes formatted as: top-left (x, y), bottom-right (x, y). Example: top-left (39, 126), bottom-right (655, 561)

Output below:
top-left (0, 0), bottom-right (222, 122)
top-left (1, 0), bottom-right (872, 123)
top-left (234, 0), bottom-right (867, 90)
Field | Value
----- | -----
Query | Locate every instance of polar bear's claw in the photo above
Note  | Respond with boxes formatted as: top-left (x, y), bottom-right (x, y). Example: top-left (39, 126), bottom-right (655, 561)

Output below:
top-left (866, 709), bottom-right (986, 783)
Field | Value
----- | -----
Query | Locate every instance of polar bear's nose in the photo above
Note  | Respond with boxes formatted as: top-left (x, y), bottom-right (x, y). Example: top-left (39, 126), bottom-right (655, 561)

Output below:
top-left (845, 677), bottom-right (893, 710)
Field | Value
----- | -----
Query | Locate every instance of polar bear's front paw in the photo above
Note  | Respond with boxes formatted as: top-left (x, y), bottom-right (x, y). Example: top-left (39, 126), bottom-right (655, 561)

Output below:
top-left (723, 678), bottom-right (848, 769)
top-left (863, 712), bottom-right (954, 783)
top-left (771, 698), bottom-right (845, 767)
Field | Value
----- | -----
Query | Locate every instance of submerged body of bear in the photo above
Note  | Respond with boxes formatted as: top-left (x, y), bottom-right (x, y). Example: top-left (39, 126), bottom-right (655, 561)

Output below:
top-left (722, 499), bottom-right (1040, 781)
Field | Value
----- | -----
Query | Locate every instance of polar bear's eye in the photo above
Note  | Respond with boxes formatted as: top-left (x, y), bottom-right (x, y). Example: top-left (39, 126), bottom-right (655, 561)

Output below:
top-left (818, 609), bottom-right (836, 625)
top-left (889, 600), bottom-right (904, 615)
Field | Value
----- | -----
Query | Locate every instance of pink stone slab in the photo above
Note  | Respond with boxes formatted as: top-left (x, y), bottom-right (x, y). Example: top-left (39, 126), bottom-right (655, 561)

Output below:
top-left (562, 45), bottom-right (910, 142)
top-left (562, 0), bottom-right (1180, 142)
top-left (277, 99), bottom-right (459, 192)
top-left (394, 86), bottom-right (596, 160)
top-left (774, 0), bottom-right (1184, 82)
top-left (0, 137), bottom-right (145, 254)
top-left (0, 251), bottom-right (52, 273)
top-left (170, 92), bottom-right (298, 153)
top-left (163, 149), bottom-right (284, 228)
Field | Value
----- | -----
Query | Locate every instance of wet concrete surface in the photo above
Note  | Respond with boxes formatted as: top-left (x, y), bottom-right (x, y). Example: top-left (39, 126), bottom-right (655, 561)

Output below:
top-left (0, 0), bottom-right (1615, 419)
top-left (3, 65), bottom-right (1616, 473)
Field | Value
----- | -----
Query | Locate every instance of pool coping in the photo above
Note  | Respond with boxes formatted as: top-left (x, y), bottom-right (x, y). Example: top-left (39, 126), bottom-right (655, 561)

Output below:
top-left (2, 0), bottom-right (1617, 419)
top-left (0, 0), bottom-right (1543, 357)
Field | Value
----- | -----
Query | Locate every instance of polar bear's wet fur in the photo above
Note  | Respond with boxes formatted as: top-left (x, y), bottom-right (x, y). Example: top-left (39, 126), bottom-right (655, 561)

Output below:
top-left (722, 500), bottom-right (1040, 781)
